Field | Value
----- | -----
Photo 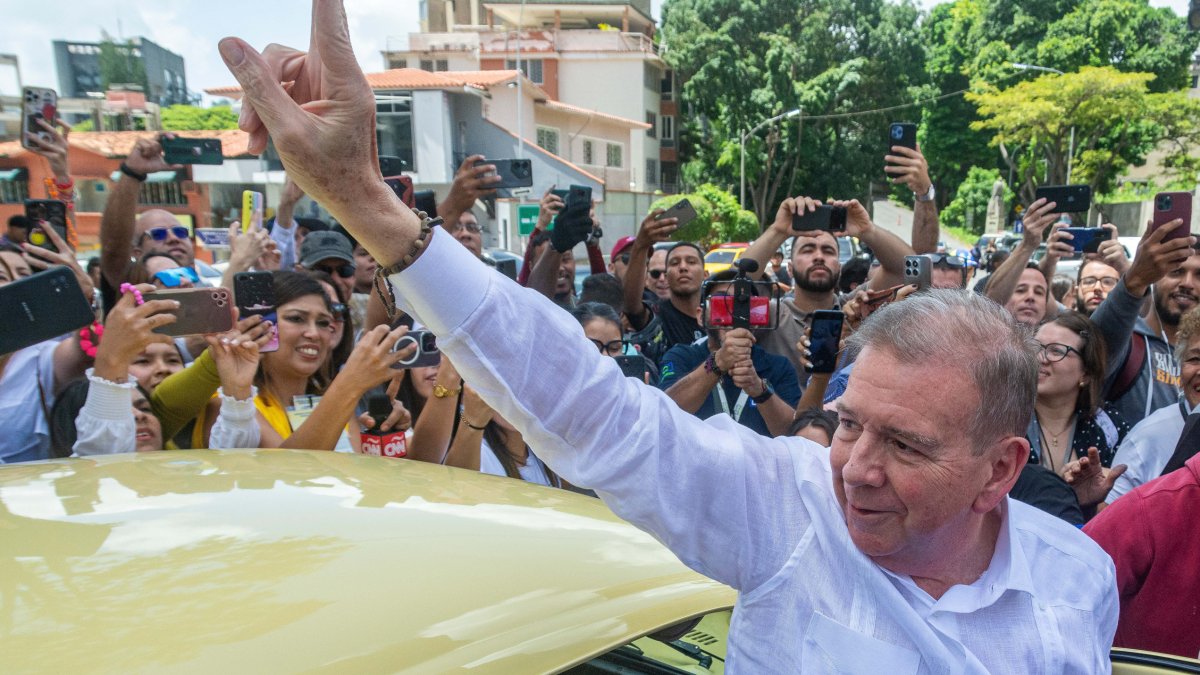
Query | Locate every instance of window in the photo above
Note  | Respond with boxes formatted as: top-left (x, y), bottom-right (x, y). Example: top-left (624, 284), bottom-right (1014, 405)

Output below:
top-left (646, 111), bottom-right (657, 138)
top-left (505, 59), bottom-right (543, 84)
top-left (661, 162), bottom-right (679, 191)
top-left (662, 115), bottom-right (674, 140)
top-left (661, 70), bottom-right (674, 100)
top-left (375, 95), bottom-right (416, 172)
top-left (0, 172), bottom-right (29, 204)
top-left (646, 159), bottom-right (658, 186)
top-left (138, 180), bottom-right (187, 206)
top-left (537, 126), bottom-right (560, 155)
top-left (417, 59), bottom-right (448, 72)
top-left (644, 63), bottom-right (660, 91)
top-left (582, 139), bottom-right (595, 165)
top-left (606, 143), bottom-right (623, 168)
top-left (437, 59), bottom-right (448, 71)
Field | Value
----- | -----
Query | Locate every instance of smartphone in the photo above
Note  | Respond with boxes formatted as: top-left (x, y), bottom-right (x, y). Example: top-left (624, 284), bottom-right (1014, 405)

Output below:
top-left (194, 228), bottom-right (231, 249)
top-left (888, 122), bottom-right (917, 151)
top-left (706, 295), bottom-right (772, 329)
top-left (233, 271), bottom-right (279, 352)
top-left (392, 329), bottom-right (441, 369)
top-left (413, 189), bottom-right (438, 216)
top-left (807, 310), bottom-right (845, 374)
top-left (0, 267), bottom-right (93, 356)
top-left (384, 176), bottom-right (415, 208)
top-left (614, 354), bottom-right (646, 379)
top-left (658, 199), bottom-right (698, 228)
top-left (21, 87), bottom-right (57, 151)
top-left (903, 255), bottom-right (932, 291)
top-left (475, 158), bottom-right (533, 189)
top-left (379, 155), bottom-right (406, 178)
top-left (1062, 227), bottom-right (1107, 253)
top-left (241, 190), bottom-right (263, 233)
top-left (1149, 191), bottom-right (1193, 242)
top-left (161, 136), bottom-right (224, 165)
top-left (1035, 184), bottom-right (1091, 214)
top-left (24, 200), bottom-right (68, 253)
top-left (149, 287), bottom-right (235, 337)
top-left (864, 284), bottom-right (905, 310)
top-left (792, 205), bottom-right (847, 233)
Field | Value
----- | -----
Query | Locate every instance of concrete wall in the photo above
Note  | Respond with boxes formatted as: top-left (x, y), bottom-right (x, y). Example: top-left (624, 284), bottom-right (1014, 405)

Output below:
top-left (412, 89), bottom-right (455, 185)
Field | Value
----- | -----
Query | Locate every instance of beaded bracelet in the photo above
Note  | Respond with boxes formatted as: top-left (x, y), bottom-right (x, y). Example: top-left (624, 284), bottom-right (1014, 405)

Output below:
top-left (373, 210), bottom-right (439, 320)
top-left (119, 283), bottom-right (145, 306)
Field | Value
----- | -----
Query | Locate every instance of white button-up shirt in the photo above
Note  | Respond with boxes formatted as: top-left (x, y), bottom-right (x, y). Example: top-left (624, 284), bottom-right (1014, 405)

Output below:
top-left (391, 231), bottom-right (1118, 673)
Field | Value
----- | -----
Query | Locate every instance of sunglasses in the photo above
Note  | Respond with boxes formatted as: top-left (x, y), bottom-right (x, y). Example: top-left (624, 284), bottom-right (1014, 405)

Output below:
top-left (929, 253), bottom-right (966, 268)
top-left (314, 263), bottom-right (356, 279)
top-left (330, 302), bottom-right (349, 321)
top-left (152, 266), bottom-right (200, 287)
top-left (648, 269), bottom-right (666, 280)
top-left (145, 226), bottom-right (190, 242)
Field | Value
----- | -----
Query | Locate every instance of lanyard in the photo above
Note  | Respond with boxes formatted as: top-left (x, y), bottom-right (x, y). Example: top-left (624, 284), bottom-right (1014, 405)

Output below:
top-left (715, 384), bottom-right (750, 422)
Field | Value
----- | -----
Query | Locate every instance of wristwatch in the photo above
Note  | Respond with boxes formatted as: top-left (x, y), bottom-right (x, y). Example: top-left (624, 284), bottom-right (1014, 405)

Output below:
top-left (751, 379), bottom-right (775, 404)
top-left (432, 384), bottom-right (461, 399)
top-left (914, 184), bottom-right (935, 203)
top-left (118, 162), bottom-right (147, 182)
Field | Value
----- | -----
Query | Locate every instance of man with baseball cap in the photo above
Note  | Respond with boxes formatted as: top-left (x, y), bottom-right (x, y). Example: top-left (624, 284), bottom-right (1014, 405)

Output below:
top-left (298, 229), bottom-right (355, 300)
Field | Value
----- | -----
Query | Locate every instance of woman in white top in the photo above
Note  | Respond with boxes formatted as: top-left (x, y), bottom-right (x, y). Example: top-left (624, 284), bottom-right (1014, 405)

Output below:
top-left (444, 383), bottom-right (558, 487)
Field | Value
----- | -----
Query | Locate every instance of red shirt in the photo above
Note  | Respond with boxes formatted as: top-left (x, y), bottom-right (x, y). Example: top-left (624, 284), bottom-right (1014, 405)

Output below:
top-left (1084, 454), bottom-right (1200, 658)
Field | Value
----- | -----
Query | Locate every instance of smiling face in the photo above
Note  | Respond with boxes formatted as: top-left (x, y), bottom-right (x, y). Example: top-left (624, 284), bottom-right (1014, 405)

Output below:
top-left (129, 343), bottom-right (184, 393)
top-left (134, 210), bottom-right (194, 267)
top-left (263, 294), bottom-right (333, 379)
top-left (1154, 253), bottom-right (1200, 327)
top-left (831, 346), bottom-right (1000, 569)
top-left (1034, 322), bottom-right (1086, 401)
top-left (556, 249), bottom-right (576, 297)
top-left (1006, 268), bottom-right (1048, 326)
top-left (791, 232), bottom-right (841, 294)
top-left (409, 364), bottom-right (439, 400)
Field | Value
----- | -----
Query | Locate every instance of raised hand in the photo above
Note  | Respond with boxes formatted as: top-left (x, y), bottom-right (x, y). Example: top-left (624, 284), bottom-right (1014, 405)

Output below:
top-left (634, 209), bottom-right (677, 247)
top-left (22, 222), bottom-right (92, 299)
top-left (442, 155), bottom-right (502, 218)
top-left (337, 323), bottom-right (416, 393)
top-left (536, 187), bottom-right (565, 230)
top-left (94, 285), bottom-right (179, 381)
top-left (1096, 224), bottom-right (1129, 274)
top-left (883, 145), bottom-right (932, 195)
top-left (1062, 446), bottom-right (1127, 508)
top-left (205, 321), bottom-right (263, 400)
top-left (1020, 198), bottom-right (1058, 247)
top-left (124, 135), bottom-right (182, 177)
top-left (771, 196), bottom-right (821, 238)
top-left (1125, 221), bottom-right (1197, 296)
top-left (25, 118), bottom-right (72, 180)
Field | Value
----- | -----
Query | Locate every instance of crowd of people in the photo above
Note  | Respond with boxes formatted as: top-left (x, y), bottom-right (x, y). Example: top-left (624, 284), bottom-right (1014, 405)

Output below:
top-left (3, 4), bottom-right (1200, 666)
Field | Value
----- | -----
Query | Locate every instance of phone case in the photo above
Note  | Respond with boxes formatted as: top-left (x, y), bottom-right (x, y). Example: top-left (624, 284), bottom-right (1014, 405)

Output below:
top-left (1150, 192), bottom-right (1193, 241)
top-left (21, 87), bottom-right (57, 151)
top-left (161, 137), bottom-right (224, 165)
top-left (384, 176), bottom-right (415, 208)
top-left (614, 354), bottom-right (646, 379)
top-left (1063, 227), bottom-right (1106, 253)
top-left (477, 159), bottom-right (533, 189)
top-left (792, 205), bottom-right (847, 232)
top-left (150, 287), bottom-right (235, 337)
top-left (413, 190), bottom-right (438, 216)
top-left (241, 191), bottom-right (263, 233)
top-left (233, 272), bottom-right (279, 352)
top-left (808, 310), bottom-right (844, 374)
top-left (392, 330), bottom-right (441, 369)
top-left (1035, 185), bottom-right (1091, 214)
top-left (662, 199), bottom-right (698, 227)
top-left (0, 267), bottom-right (94, 356)
top-left (24, 199), bottom-right (68, 253)
top-left (889, 123), bottom-right (917, 151)
top-left (379, 155), bottom-right (406, 178)
top-left (904, 255), bottom-right (932, 291)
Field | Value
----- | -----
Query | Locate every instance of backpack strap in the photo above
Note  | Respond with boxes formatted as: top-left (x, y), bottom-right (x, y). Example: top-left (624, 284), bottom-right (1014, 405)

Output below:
top-left (1107, 333), bottom-right (1147, 403)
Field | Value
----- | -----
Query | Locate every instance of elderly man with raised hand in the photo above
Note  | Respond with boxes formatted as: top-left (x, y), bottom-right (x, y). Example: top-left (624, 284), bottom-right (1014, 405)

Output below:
top-left (218, 3), bottom-right (1117, 671)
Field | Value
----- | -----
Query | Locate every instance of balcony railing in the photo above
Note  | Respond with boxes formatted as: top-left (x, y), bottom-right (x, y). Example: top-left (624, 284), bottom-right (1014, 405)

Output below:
top-left (397, 29), bottom-right (659, 57)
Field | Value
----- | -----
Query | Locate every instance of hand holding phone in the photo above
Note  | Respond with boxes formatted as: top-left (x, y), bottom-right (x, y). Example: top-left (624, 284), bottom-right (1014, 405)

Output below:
top-left (903, 255), bottom-right (932, 291)
top-left (1149, 192), bottom-right (1193, 242)
top-left (233, 271), bottom-right (279, 352)
top-left (0, 267), bottom-right (94, 356)
top-left (792, 205), bottom-right (848, 233)
top-left (24, 200), bottom-right (68, 253)
top-left (1062, 227), bottom-right (1108, 253)
top-left (1034, 185), bottom-right (1091, 214)
top-left (391, 329), bottom-right (441, 369)
top-left (161, 136), bottom-right (224, 165)
top-left (888, 122), bottom-right (918, 151)
top-left (806, 310), bottom-right (845, 374)
top-left (149, 287), bottom-right (236, 337)
top-left (475, 158), bottom-right (533, 189)
top-left (21, 87), bottom-right (57, 152)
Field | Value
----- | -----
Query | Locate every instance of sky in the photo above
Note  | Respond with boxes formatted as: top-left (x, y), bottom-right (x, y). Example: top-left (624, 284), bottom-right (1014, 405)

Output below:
top-left (0, 0), bottom-right (1191, 105)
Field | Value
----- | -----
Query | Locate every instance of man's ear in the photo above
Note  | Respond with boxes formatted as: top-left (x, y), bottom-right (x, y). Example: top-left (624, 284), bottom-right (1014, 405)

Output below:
top-left (973, 436), bottom-right (1028, 514)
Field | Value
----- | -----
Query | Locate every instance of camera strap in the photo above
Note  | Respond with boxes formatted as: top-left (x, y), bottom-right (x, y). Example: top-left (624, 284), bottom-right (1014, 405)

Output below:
top-left (715, 384), bottom-right (749, 422)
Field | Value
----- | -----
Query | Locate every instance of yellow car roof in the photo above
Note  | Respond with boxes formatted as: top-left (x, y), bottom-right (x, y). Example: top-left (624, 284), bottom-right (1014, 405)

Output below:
top-left (0, 450), bottom-right (734, 673)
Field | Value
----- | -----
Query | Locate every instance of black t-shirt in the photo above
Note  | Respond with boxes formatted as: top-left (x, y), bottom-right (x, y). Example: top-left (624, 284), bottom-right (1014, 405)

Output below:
top-left (1009, 464), bottom-right (1084, 527)
top-left (655, 297), bottom-right (703, 351)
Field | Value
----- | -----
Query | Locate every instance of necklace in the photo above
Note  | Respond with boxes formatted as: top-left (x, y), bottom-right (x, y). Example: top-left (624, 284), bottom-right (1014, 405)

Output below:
top-left (1036, 411), bottom-right (1076, 472)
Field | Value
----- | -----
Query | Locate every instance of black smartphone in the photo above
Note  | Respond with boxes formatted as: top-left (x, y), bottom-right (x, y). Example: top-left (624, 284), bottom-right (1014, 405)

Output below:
top-left (792, 205), bottom-right (847, 233)
top-left (392, 329), bottom-right (441, 369)
top-left (233, 271), bottom-right (279, 352)
top-left (161, 136), bottom-right (224, 165)
top-left (413, 189), bottom-right (438, 216)
top-left (0, 267), bottom-right (94, 356)
top-left (889, 122), bottom-right (918, 151)
top-left (21, 87), bottom-right (57, 151)
top-left (384, 176), bottom-right (415, 208)
top-left (807, 310), bottom-right (845, 374)
top-left (614, 354), bottom-right (646, 379)
top-left (658, 199), bottom-right (698, 228)
top-left (1062, 227), bottom-right (1107, 253)
top-left (379, 155), bottom-right (406, 177)
top-left (903, 255), bottom-right (932, 291)
top-left (476, 158), bottom-right (533, 189)
top-left (1035, 184), bottom-right (1092, 214)
top-left (24, 199), bottom-right (68, 253)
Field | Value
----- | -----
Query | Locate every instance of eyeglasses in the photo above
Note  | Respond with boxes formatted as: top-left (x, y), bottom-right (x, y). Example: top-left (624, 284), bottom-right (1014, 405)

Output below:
top-left (152, 266), bottom-right (200, 287)
top-left (457, 222), bottom-right (482, 234)
top-left (648, 269), bottom-right (666, 280)
top-left (145, 226), bottom-right (190, 242)
top-left (1036, 342), bottom-right (1082, 363)
top-left (313, 262), bottom-right (356, 278)
top-left (589, 338), bottom-right (626, 356)
top-left (1079, 276), bottom-right (1119, 290)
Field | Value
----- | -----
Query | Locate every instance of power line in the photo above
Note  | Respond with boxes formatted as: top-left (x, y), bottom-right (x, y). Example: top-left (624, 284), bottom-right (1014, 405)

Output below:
top-left (797, 88), bottom-right (969, 122)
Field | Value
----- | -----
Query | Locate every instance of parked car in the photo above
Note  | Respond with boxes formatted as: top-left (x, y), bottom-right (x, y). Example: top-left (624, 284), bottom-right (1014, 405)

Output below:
top-left (483, 248), bottom-right (524, 281)
top-left (703, 243), bottom-right (749, 275)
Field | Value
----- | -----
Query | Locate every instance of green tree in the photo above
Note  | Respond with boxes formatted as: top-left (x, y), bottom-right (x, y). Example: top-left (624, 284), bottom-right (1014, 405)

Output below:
top-left (97, 33), bottom-right (148, 92)
top-left (161, 105), bottom-right (239, 131)
top-left (941, 166), bottom-right (1013, 235)
top-left (968, 66), bottom-right (1200, 203)
top-left (648, 183), bottom-right (758, 248)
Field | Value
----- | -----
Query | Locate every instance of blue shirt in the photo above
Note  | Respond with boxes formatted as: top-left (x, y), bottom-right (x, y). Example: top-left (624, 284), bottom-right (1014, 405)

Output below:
top-left (658, 340), bottom-right (801, 436)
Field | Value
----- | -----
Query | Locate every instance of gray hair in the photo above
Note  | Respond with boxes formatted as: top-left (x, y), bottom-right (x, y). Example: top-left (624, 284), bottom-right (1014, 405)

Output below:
top-left (846, 289), bottom-right (1038, 452)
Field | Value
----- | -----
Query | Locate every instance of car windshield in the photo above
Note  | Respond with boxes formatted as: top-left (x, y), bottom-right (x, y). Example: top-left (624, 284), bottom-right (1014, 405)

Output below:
top-left (705, 250), bottom-right (737, 264)
top-left (838, 238), bottom-right (852, 262)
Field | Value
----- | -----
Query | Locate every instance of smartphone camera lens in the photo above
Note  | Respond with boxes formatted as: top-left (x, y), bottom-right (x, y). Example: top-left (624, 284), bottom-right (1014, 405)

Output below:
top-left (891, 126), bottom-right (903, 140)
top-left (1158, 195), bottom-right (1173, 211)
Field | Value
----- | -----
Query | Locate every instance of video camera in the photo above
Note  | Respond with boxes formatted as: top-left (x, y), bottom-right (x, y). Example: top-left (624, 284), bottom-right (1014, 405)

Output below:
top-left (701, 258), bottom-right (779, 331)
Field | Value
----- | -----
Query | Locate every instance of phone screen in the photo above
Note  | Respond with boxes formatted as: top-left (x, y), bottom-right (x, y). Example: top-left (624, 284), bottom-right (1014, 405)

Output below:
top-left (234, 272), bottom-right (279, 352)
top-left (808, 311), bottom-right (844, 374)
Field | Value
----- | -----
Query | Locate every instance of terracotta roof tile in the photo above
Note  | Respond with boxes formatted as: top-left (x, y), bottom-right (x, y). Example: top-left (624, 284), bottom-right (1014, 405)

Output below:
top-left (207, 68), bottom-right (543, 97)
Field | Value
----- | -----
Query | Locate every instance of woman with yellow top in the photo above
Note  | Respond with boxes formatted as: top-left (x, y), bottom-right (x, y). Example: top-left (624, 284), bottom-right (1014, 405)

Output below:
top-left (197, 271), bottom-right (412, 449)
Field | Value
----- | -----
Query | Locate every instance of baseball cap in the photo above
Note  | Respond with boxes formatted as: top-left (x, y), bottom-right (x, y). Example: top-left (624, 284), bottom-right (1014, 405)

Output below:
top-left (299, 230), bottom-right (354, 269)
top-left (611, 236), bottom-right (636, 260)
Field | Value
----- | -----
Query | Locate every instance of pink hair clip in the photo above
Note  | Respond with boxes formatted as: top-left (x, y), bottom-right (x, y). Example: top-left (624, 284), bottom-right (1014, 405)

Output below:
top-left (119, 283), bottom-right (145, 306)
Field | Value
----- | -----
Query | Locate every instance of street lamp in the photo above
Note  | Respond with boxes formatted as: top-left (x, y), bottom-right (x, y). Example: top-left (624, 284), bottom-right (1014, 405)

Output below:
top-left (1010, 62), bottom-right (1075, 184)
top-left (740, 108), bottom-right (802, 209)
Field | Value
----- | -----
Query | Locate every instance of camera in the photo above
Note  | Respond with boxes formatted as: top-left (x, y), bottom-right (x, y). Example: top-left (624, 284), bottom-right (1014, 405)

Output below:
top-left (392, 329), bottom-right (441, 369)
top-left (701, 259), bottom-right (778, 331)
top-left (1157, 193), bottom-right (1173, 211)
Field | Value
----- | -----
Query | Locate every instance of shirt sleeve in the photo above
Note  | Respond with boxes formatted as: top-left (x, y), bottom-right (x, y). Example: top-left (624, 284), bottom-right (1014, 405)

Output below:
top-left (207, 389), bottom-right (262, 450)
top-left (269, 217), bottom-right (298, 271)
top-left (765, 352), bottom-right (802, 408)
top-left (1090, 278), bottom-right (1146, 383)
top-left (657, 343), bottom-right (700, 390)
top-left (72, 370), bottom-right (136, 457)
top-left (389, 231), bottom-right (820, 592)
